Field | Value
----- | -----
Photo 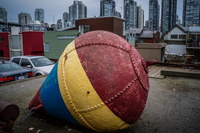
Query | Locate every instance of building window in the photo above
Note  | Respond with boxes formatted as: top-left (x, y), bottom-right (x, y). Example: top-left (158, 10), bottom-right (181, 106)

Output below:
top-left (179, 35), bottom-right (186, 39)
top-left (79, 25), bottom-right (90, 34)
top-left (44, 43), bottom-right (49, 52)
top-left (1, 37), bottom-right (4, 43)
top-left (0, 50), bottom-right (4, 57)
top-left (57, 35), bottom-right (76, 39)
top-left (171, 35), bottom-right (178, 39)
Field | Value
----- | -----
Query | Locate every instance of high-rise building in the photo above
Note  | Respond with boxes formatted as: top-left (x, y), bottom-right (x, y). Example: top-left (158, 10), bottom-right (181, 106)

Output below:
top-left (176, 15), bottom-right (181, 25)
top-left (137, 5), bottom-right (144, 29)
top-left (145, 20), bottom-right (149, 29)
top-left (115, 10), bottom-right (121, 18)
top-left (100, 0), bottom-right (120, 17)
top-left (35, 8), bottom-right (44, 23)
top-left (63, 12), bottom-right (69, 22)
top-left (161, 0), bottom-right (177, 34)
top-left (18, 13), bottom-right (32, 25)
top-left (124, 0), bottom-right (137, 30)
top-left (0, 6), bottom-right (7, 23)
top-left (183, 0), bottom-right (200, 27)
top-left (69, 1), bottom-right (87, 24)
top-left (57, 19), bottom-right (64, 29)
top-left (148, 0), bottom-right (160, 31)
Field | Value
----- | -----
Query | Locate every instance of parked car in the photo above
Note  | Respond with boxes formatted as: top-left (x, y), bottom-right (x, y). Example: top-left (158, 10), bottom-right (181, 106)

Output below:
top-left (0, 61), bottom-right (34, 83)
top-left (10, 56), bottom-right (55, 76)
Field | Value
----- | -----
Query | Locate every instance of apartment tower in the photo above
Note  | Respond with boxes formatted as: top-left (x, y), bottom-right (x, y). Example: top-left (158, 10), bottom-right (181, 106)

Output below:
top-left (182, 0), bottom-right (200, 26)
top-left (69, 1), bottom-right (87, 24)
top-left (148, 0), bottom-right (160, 31)
top-left (161, 0), bottom-right (177, 34)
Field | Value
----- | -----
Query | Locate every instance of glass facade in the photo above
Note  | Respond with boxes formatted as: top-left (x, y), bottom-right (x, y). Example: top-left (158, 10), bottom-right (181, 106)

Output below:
top-left (57, 19), bottom-right (63, 29)
top-left (18, 13), bottom-right (32, 25)
top-left (100, 0), bottom-right (120, 17)
top-left (124, 0), bottom-right (137, 30)
top-left (161, 0), bottom-right (177, 34)
top-left (69, 1), bottom-right (87, 25)
top-left (63, 12), bottom-right (69, 22)
top-left (148, 0), bottom-right (160, 31)
top-left (0, 7), bottom-right (7, 23)
top-left (35, 8), bottom-right (44, 23)
top-left (183, 0), bottom-right (200, 26)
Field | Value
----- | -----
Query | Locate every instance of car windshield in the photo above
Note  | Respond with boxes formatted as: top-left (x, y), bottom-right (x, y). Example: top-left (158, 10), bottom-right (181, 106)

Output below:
top-left (31, 57), bottom-right (54, 67)
top-left (0, 62), bottom-right (23, 73)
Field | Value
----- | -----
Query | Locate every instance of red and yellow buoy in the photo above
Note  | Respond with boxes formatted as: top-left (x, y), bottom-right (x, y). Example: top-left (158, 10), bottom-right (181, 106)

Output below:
top-left (29, 30), bottom-right (151, 132)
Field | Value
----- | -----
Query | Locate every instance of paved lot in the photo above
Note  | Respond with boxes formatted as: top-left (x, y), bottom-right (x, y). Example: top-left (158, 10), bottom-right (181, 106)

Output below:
top-left (0, 74), bottom-right (200, 133)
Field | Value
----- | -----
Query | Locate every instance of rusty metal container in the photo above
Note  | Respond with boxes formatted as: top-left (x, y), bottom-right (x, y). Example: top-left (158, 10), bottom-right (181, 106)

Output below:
top-left (0, 99), bottom-right (20, 133)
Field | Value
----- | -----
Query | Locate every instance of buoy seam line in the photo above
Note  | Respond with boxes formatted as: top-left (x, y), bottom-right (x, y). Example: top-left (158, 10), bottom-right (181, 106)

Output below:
top-left (129, 45), bottom-right (148, 92)
top-left (77, 77), bottom-right (138, 113)
top-left (64, 43), bottom-right (130, 57)
top-left (61, 49), bottom-right (98, 132)
top-left (75, 42), bottom-right (130, 53)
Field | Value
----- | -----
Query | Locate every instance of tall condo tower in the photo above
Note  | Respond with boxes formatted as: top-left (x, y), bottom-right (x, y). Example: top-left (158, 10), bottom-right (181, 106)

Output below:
top-left (69, 1), bottom-right (87, 24)
top-left (124, 0), bottom-right (138, 30)
top-left (18, 13), bottom-right (32, 25)
top-left (0, 6), bottom-right (7, 23)
top-left (148, 0), bottom-right (160, 31)
top-left (182, 0), bottom-right (200, 26)
top-left (35, 8), bottom-right (44, 23)
top-left (161, 0), bottom-right (177, 34)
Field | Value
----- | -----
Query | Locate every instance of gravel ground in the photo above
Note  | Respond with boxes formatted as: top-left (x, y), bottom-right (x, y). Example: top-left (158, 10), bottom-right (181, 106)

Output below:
top-left (0, 76), bottom-right (200, 133)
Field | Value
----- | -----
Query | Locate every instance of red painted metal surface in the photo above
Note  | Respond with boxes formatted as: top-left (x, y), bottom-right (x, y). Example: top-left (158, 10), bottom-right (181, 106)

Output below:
top-left (0, 32), bottom-right (10, 58)
top-left (28, 88), bottom-right (47, 114)
top-left (0, 31), bottom-right (44, 58)
top-left (0, 99), bottom-right (20, 132)
top-left (75, 30), bottom-right (150, 124)
top-left (22, 31), bottom-right (44, 56)
top-left (0, 99), bottom-right (19, 122)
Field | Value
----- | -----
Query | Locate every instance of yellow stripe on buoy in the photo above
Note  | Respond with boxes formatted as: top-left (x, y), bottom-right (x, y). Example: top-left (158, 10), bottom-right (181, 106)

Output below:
top-left (57, 41), bottom-right (130, 132)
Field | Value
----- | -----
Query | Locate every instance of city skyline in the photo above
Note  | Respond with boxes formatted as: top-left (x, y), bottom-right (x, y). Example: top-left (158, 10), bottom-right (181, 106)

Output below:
top-left (1, 0), bottom-right (183, 25)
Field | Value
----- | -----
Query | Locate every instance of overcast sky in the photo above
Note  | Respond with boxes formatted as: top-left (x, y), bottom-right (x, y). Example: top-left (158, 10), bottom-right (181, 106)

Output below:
top-left (1, 0), bottom-right (183, 25)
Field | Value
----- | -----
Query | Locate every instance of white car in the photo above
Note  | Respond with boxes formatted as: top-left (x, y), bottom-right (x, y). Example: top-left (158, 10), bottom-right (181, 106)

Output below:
top-left (10, 56), bottom-right (55, 76)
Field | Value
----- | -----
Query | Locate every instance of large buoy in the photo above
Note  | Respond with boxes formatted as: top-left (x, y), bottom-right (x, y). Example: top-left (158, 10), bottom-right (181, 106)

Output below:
top-left (28, 30), bottom-right (152, 132)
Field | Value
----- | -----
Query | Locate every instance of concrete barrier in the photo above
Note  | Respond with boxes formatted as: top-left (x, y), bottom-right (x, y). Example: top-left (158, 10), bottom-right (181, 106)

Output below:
top-left (161, 70), bottom-right (200, 79)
